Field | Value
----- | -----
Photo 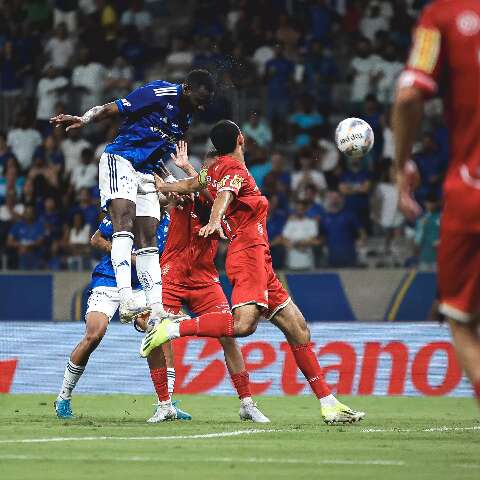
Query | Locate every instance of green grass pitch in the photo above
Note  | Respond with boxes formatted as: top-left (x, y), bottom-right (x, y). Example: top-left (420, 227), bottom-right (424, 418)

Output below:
top-left (0, 394), bottom-right (479, 480)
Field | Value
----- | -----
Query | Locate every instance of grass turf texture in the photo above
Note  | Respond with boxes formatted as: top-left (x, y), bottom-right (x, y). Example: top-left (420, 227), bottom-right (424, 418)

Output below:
top-left (0, 395), bottom-right (478, 480)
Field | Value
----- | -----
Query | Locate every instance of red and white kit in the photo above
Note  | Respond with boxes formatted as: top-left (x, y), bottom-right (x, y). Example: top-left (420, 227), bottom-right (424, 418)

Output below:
top-left (401, 0), bottom-right (480, 321)
top-left (201, 155), bottom-right (290, 319)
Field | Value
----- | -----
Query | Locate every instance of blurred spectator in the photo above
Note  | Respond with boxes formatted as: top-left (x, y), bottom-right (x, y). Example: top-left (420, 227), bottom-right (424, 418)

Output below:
top-left (228, 46), bottom-right (258, 88)
top-left (321, 191), bottom-right (365, 268)
top-left (53, 0), bottom-right (78, 33)
top-left (359, 2), bottom-right (389, 42)
top-left (349, 38), bottom-right (380, 104)
top-left (104, 56), bottom-right (133, 100)
top-left (263, 152), bottom-right (291, 204)
top-left (164, 37), bottom-right (194, 82)
top-left (0, 156), bottom-right (25, 201)
top-left (265, 44), bottom-right (294, 135)
top-left (0, 41), bottom-right (24, 102)
top-left (36, 65), bottom-right (69, 133)
top-left (372, 164), bottom-right (403, 264)
top-left (27, 149), bottom-right (60, 200)
top-left (94, 125), bottom-right (117, 161)
top-left (374, 42), bottom-right (403, 104)
top-left (72, 47), bottom-right (107, 113)
top-left (303, 184), bottom-right (325, 221)
top-left (33, 135), bottom-right (65, 173)
top-left (120, 0), bottom-right (153, 32)
top-left (267, 193), bottom-right (288, 269)
top-left (281, 200), bottom-right (320, 270)
top-left (70, 147), bottom-right (97, 192)
top-left (0, 131), bottom-right (16, 171)
top-left (61, 128), bottom-right (92, 174)
top-left (242, 111), bottom-right (272, 148)
top-left (0, 189), bottom-right (24, 225)
top-left (310, 0), bottom-right (334, 42)
top-left (414, 194), bottom-right (441, 270)
top-left (275, 14), bottom-right (301, 61)
top-left (70, 187), bottom-right (99, 231)
top-left (413, 133), bottom-right (446, 207)
top-left (7, 113), bottom-right (42, 172)
top-left (7, 204), bottom-right (45, 269)
top-left (291, 153), bottom-right (327, 201)
top-left (64, 211), bottom-right (92, 270)
top-left (288, 97), bottom-right (325, 148)
top-left (361, 95), bottom-right (384, 164)
top-left (303, 41), bottom-right (338, 104)
top-left (40, 196), bottom-right (64, 243)
top-left (339, 157), bottom-right (373, 232)
top-left (252, 41), bottom-right (275, 77)
top-left (44, 22), bottom-right (75, 72)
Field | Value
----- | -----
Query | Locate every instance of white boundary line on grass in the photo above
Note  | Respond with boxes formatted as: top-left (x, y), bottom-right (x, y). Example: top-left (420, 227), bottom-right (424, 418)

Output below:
top-left (0, 454), bottom-right (405, 466)
top-left (361, 426), bottom-right (480, 433)
top-left (0, 428), bottom-right (290, 444)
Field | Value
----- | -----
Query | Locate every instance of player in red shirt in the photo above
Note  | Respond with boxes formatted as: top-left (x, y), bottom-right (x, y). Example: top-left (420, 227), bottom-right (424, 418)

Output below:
top-left (155, 146), bottom-right (269, 422)
top-left (141, 122), bottom-right (365, 424)
top-left (393, 0), bottom-right (480, 405)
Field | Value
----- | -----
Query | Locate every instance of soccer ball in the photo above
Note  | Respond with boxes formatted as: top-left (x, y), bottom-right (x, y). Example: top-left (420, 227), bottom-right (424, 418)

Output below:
top-left (334, 118), bottom-right (374, 158)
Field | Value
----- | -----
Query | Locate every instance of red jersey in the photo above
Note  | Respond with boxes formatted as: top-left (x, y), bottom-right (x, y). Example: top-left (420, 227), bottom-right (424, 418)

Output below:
top-left (161, 196), bottom-right (220, 287)
top-left (199, 155), bottom-right (269, 253)
top-left (401, 0), bottom-right (480, 232)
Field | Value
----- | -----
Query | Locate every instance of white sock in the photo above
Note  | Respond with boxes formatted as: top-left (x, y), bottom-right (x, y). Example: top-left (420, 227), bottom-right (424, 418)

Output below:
top-left (136, 247), bottom-right (164, 315)
top-left (112, 231), bottom-right (134, 303)
top-left (158, 399), bottom-right (172, 407)
top-left (167, 368), bottom-right (175, 395)
top-left (57, 360), bottom-right (85, 400)
top-left (240, 396), bottom-right (254, 406)
top-left (319, 394), bottom-right (338, 408)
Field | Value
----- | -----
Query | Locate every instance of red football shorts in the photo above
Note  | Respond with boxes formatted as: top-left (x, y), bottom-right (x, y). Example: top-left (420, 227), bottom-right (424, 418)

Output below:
top-left (163, 281), bottom-right (230, 316)
top-left (438, 228), bottom-right (480, 322)
top-left (225, 244), bottom-right (290, 320)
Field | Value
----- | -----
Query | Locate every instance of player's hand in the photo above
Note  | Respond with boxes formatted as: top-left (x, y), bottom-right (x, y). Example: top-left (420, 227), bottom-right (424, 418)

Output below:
top-left (198, 221), bottom-right (227, 239)
top-left (49, 114), bottom-right (84, 131)
top-left (170, 141), bottom-right (190, 170)
top-left (397, 168), bottom-right (422, 221)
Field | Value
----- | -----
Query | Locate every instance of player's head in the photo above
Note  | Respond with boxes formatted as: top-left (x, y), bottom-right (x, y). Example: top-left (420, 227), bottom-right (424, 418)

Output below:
top-left (210, 120), bottom-right (244, 155)
top-left (183, 69), bottom-right (215, 111)
top-left (203, 148), bottom-right (218, 168)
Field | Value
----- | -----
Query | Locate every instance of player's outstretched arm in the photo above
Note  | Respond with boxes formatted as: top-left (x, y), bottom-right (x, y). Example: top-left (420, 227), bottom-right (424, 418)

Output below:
top-left (155, 174), bottom-right (202, 194)
top-left (50, 102), bottom-right (119, 131)
top-left (198, 190), bottom-right (232, 239)
top-left (392, 85), bottom-right (424, 220)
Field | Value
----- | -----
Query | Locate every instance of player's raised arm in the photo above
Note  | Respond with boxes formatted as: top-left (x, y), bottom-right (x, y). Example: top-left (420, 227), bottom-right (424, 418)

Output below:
top-left (198, 190), bottom-right (231, 239)
top-left (90, 229), bottom-right (112, 253)
top-left (155, 172), bottom-right (202, 194)
top-left (393, 5), bottom-right (443, 221)
top-left (170, 141), bottom-right (198, 177)
top-left (50, 102), bottom-right (119, 131)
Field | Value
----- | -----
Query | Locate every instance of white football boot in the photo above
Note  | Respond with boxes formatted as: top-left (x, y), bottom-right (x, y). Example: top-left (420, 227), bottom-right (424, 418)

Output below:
top-left (146, 400), bottom-right (177, 423)
top-left (239, 399), bottom-right (271, 423)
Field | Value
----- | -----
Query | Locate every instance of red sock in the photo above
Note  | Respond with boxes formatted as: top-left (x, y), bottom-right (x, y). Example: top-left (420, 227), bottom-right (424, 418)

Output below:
top-left (231, 371), bottom-right (252, 399)
top-left (179, 312), bottom-right (234, 337)
top-left (291, 343), bottom-right (331, 398)
top-left (150, 367), bottom-right (170, 402)
top-left (474, 380), bottom-right (480, 401)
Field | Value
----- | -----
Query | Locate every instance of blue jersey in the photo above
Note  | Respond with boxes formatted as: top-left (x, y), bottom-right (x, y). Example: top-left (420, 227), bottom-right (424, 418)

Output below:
top-left (105, 81), bottom-right (192, 174)
top-left (90, 214), bottom-right (170, 290)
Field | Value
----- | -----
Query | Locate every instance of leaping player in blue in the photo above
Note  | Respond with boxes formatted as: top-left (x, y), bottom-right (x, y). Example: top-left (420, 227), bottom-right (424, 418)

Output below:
top-left (54, 212), bottom-right (192, 422)
top-left (50, 69), bottom-right (215, 324)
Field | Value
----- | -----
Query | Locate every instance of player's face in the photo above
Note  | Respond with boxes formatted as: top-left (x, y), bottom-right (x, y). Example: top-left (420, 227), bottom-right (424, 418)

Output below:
top-left (187, 85), bottom-right (214, 111)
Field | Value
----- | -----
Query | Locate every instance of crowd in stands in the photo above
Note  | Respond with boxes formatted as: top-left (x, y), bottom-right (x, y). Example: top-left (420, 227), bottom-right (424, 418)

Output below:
top-left (0, 0), bottom-right (445, 271)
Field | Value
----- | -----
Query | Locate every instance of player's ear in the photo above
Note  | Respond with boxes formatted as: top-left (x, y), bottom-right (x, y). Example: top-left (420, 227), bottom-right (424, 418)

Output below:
top-left (238, 133), bottom-right (245, 146)
top-left (183, 83), bottom-right (191, 96)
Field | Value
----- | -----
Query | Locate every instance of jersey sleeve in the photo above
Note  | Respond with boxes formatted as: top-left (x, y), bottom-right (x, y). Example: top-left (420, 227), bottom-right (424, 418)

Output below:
top-left (98, 217), bottom-right (113, 239)
top-left (398, 4), bottom-right (444, 96)
top-left (212, 160), bottom-right (247, 196)
top-left (115, 83), bottom-right (178, 115)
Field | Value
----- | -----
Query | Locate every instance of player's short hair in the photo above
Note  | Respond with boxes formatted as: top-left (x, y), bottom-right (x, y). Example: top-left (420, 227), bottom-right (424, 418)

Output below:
top-left (210, 120), bottom-right (240, 155)
top-left (185, 69), bottom-right (215, 93)
top-left (205, 149), bottom-right (218, 159)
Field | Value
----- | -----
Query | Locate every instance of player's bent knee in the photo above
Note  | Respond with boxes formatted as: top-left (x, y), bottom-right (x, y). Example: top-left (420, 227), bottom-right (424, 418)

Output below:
top-left (83, 330), bottom-right (105, 349)
top-left (234, 319), bottom-right (258, 337)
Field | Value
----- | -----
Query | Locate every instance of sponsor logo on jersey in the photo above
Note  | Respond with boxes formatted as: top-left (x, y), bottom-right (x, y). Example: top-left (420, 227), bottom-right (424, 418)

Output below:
top-left (457, 10), bottom-right (480, 36)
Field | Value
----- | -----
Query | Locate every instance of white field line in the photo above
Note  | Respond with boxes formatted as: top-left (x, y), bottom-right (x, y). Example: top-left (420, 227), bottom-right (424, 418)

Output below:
top-left (0, 428), bottom-right (290, 444)
top-left (0, 454), bottom-right (404, 466)
top-left (361, 425), bottom-right (480, 434)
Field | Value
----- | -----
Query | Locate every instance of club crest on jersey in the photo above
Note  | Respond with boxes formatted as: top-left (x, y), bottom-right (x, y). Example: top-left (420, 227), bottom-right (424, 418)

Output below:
top-left (457, 11), bottom-right (480, 36)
